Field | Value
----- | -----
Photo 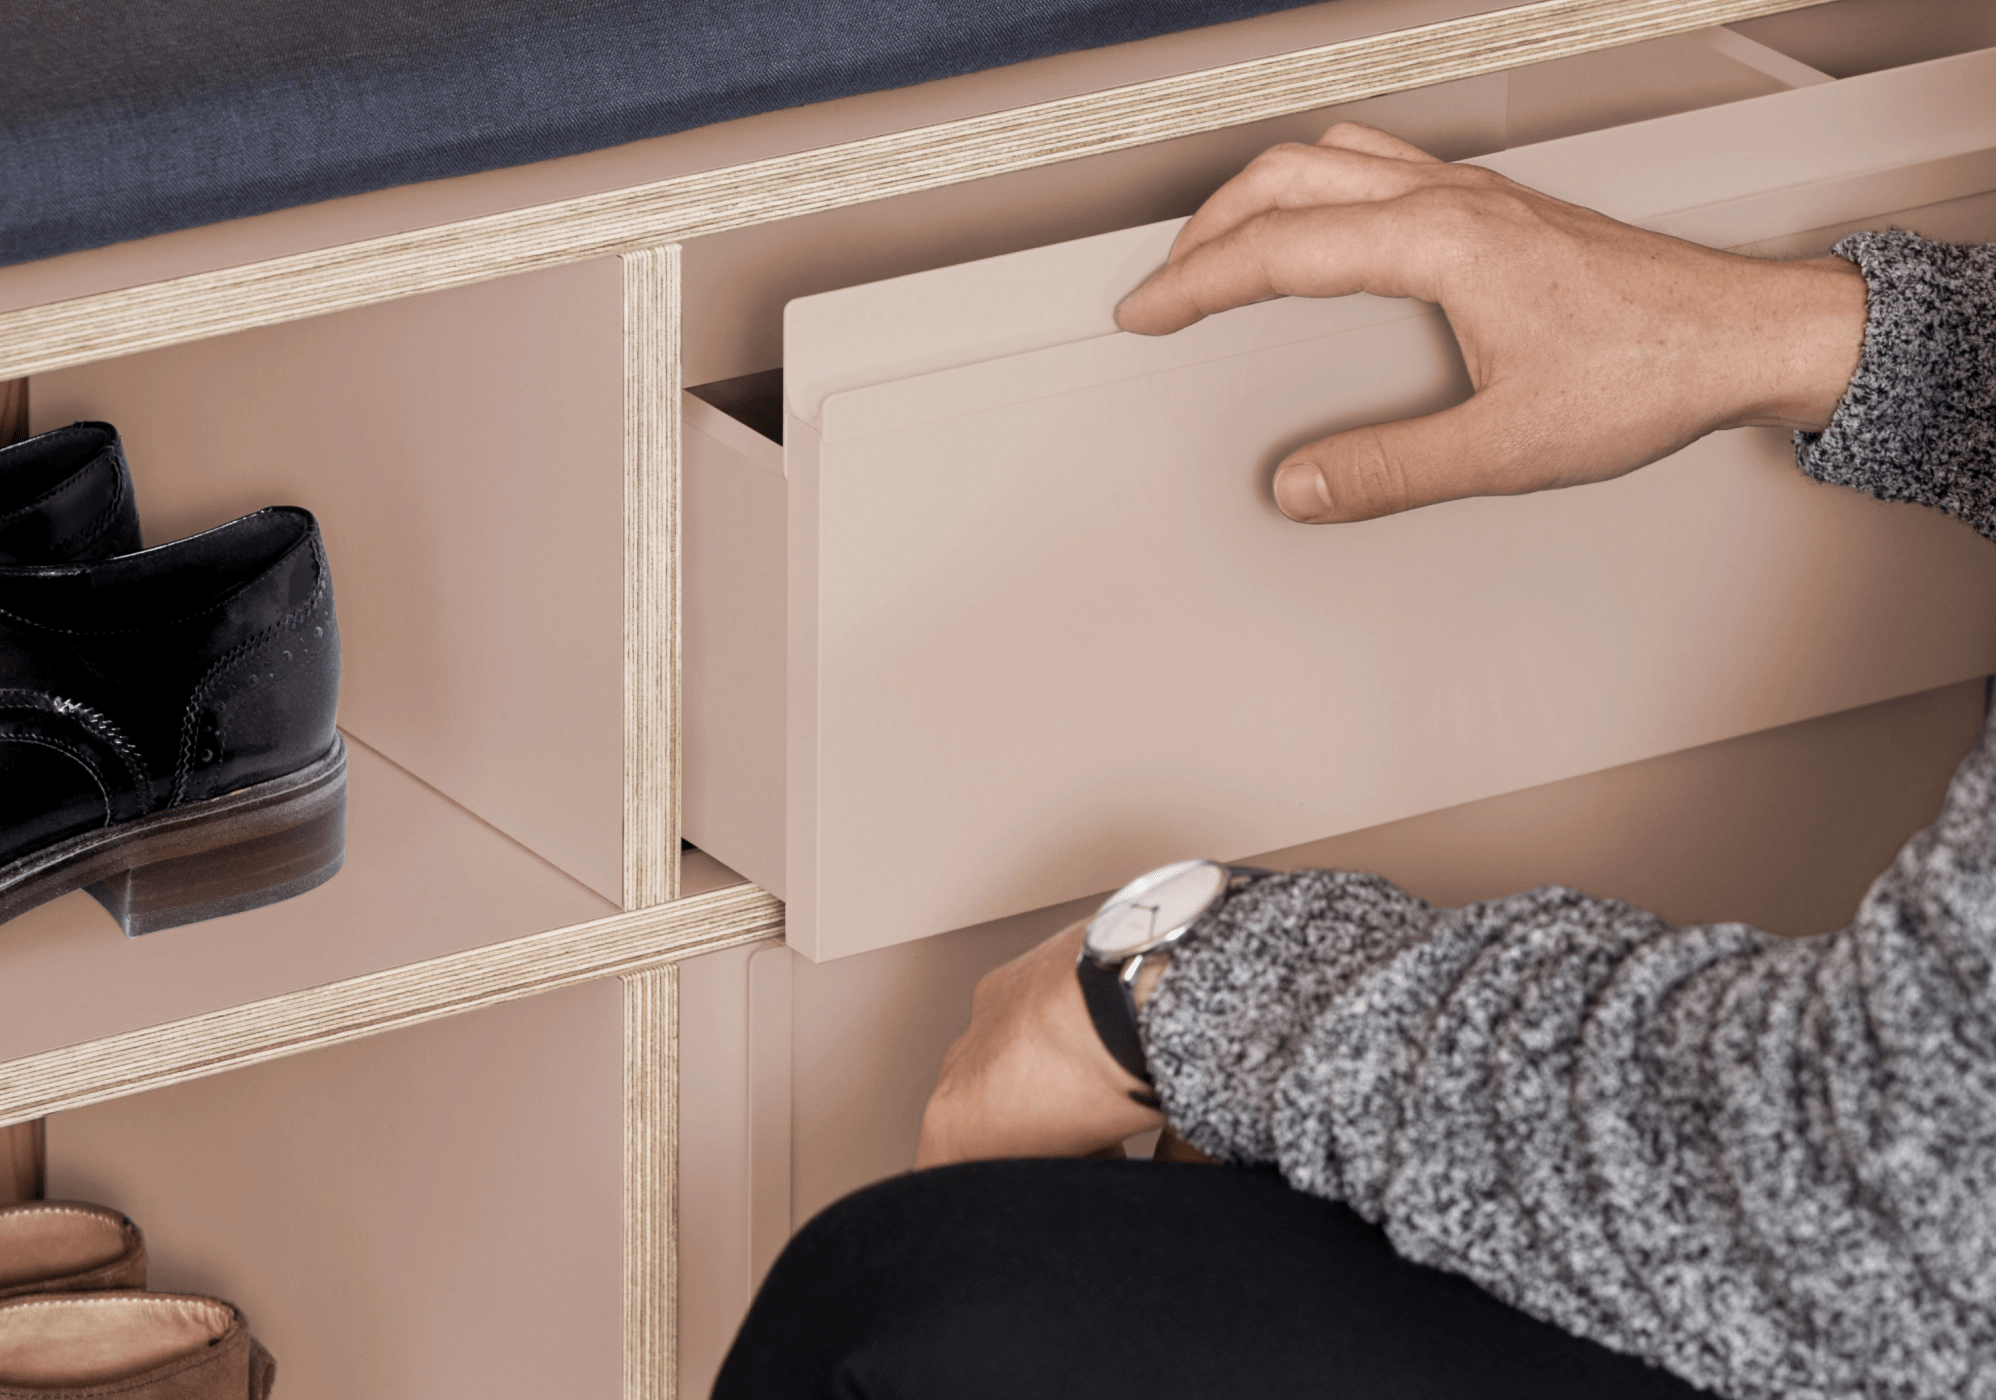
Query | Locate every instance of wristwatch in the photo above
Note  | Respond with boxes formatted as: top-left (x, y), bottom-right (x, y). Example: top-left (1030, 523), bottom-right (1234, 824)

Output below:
top-left (1076, 859), bottom-right (1269, 1106)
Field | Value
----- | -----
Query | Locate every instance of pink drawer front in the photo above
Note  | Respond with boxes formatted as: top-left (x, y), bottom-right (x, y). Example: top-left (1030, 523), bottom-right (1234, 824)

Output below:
top-left (685, 46), bottom-right (1996, 961)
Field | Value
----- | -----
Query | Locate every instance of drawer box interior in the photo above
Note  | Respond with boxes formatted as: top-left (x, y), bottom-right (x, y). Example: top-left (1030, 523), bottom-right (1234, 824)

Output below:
top-left (688, 40), bottom-right (1996, 961)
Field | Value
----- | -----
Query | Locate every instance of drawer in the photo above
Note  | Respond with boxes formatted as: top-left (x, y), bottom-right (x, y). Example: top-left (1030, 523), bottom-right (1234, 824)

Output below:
top-left (689, 45), bottom-right (1996, 962)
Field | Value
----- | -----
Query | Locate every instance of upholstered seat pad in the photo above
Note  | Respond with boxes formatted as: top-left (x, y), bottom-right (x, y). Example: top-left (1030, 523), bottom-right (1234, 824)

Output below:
top-left (0, 0), bottom-right (1319, 268)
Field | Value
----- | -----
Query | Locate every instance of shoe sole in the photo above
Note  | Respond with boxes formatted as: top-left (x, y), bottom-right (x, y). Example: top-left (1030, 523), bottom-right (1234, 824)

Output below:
top-left (0, 737), bottom-right (347, 936)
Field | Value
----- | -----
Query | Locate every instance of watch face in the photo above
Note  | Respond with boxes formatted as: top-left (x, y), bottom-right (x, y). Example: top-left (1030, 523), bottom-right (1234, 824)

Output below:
top-left (1086, 860), bottom-right (1229, 960)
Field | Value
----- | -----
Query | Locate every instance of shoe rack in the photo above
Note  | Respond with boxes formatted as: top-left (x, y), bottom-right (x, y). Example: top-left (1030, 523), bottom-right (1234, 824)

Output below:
top-left (0, 0), bottom-right (1983, 1395)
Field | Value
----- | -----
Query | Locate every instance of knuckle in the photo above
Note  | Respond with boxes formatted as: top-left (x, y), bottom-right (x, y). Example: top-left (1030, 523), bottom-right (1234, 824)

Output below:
top-left (1226, 214), bottom-right (1290, 298)
top-left (968, 968), bottom-right (1004, 1013)
top-left (1263, 139), bottom-right (1318, 163)
top-left (1248, 141), bottom-right (1322, 185)
top-left (1402, 182), bottom-right (1481, 227)
top-left (1390, 184), bottom-right (1495, 269)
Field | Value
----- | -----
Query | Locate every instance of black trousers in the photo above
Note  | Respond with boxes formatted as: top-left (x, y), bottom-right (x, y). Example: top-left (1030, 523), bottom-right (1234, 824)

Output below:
top-left (716, 1159), bottom-right (1713, 1400)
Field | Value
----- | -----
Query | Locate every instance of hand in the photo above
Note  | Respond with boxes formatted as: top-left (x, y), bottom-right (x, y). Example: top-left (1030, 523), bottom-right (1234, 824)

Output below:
top-left (1115, 123), bottom-right (1868, 523)
top-left (915, 920), bottom-right (1165, 1168)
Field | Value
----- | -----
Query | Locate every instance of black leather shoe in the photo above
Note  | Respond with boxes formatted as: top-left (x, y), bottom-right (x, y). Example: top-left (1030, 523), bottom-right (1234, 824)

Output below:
top-left (0, 507), bottom-right (344, 934)
top-left (0, 422), bottom-right (142, 565)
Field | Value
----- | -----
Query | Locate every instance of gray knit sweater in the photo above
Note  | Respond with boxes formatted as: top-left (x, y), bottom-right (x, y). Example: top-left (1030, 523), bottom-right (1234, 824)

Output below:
top-left (1142, 231), bottom-right (1996, 1400)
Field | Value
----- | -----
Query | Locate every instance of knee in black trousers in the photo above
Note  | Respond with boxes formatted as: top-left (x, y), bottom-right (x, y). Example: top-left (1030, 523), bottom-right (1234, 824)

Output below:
top-left (715, 1158), bottom-right (1711, 1400)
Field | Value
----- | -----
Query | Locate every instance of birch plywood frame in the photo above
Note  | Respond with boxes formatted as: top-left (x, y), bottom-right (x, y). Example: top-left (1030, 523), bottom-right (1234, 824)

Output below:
top-left (626, 247), bottom-right (684, 909)
top-left (624, 965), bottom-right (679, 1400)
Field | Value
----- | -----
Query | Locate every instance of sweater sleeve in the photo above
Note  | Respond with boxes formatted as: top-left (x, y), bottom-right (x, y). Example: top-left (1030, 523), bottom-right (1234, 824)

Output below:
top-left (1795, 231), bottom-right (1996, 535)
top-left (1140, 230), bottom-right (1996, 1400)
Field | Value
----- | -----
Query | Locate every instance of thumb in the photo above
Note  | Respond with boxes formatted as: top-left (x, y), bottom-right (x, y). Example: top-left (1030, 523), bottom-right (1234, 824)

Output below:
top-left (1272, 393), bottom-right (1541, 523)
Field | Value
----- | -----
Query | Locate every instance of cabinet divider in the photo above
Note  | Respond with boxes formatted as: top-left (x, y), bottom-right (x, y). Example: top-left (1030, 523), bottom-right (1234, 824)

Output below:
top-left (624, 963), bottom-right (679, 1400)
top-left (624, 245), bottom-right (684, 909)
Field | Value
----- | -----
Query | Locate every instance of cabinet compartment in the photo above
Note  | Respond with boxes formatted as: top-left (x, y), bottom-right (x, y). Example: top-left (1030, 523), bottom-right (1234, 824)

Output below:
top-left (45, 979), bottom-right (623, 1400)
top-left (687, 46), bottom-right (1996, 960)
top-left (29, 259), bottom-right (626, 904)
top-left (0, 260), bottom-right (675, 1066)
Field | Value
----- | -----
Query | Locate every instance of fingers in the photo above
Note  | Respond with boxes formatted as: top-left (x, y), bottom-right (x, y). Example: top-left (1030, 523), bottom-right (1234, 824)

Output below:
top-left (1272, 391), bottom-right (1546, 523)
top-left (1314, 121), bottom-right (1442, 163)
top-left (913, 920), bottom-right (1162, 1168)
top-left (1164, 140), bottom-right (1435, 268)
top-left (1120, 198), bottom-right (1450, 335)
top-left (1164, 124), bottom-right (1440, 267)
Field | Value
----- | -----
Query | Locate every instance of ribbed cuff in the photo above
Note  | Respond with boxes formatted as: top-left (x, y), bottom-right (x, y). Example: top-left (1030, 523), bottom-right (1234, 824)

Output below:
top-left (1794, 230), bottom-right (1996, 543)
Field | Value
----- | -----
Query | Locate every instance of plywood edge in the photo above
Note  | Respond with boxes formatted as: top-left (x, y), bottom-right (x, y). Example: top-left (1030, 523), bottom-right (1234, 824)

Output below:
top-left (0, 0), bottom-right (1831, 381)
top-left (0, 882), bottom-right (782, 1127)
top-left (625, 247), bottom-right (684, 909)
top-left (622, 964), bottom-right (678, 1400)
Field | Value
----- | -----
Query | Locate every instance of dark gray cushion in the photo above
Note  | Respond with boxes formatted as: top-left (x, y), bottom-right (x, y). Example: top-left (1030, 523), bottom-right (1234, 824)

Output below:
top-left (2, 0), bottom-right (1324, 268)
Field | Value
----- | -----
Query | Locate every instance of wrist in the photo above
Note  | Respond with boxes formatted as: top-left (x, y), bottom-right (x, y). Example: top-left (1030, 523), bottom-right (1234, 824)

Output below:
top-left (1728, 254), bottom-right (1868, 432)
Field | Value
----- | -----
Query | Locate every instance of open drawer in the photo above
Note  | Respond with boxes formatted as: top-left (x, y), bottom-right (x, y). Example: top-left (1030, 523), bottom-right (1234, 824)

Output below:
top-left (689, 44), bottom-right (1996, 961)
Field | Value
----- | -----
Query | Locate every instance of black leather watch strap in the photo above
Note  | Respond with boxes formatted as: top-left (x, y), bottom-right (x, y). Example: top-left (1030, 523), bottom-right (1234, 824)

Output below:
top-left (1076, 863), bottom-right (1276, 1111)
top-left (1076, 953), bottom-right (1152, 1087)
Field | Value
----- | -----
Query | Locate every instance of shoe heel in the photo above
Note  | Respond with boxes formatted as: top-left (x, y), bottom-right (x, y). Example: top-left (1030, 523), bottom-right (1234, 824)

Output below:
top-left (86, 759), bottom-right (347, 937)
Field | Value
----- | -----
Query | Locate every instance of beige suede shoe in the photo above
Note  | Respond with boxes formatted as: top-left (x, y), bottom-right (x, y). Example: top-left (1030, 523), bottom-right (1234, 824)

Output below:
top-left (0, 1203), bottom-right (146, 1300)
top-left (0, 1293), bottom-right (275, 1400)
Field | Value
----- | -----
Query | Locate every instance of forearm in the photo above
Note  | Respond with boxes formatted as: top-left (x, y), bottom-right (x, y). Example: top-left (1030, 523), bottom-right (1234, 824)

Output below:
top-left (1143, 716), bottom-right (1996, 1399)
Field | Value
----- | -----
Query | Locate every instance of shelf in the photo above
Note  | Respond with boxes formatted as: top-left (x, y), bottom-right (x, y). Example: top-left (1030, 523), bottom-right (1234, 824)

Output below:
top-left (0, 730), bottom-right (747, 1070)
